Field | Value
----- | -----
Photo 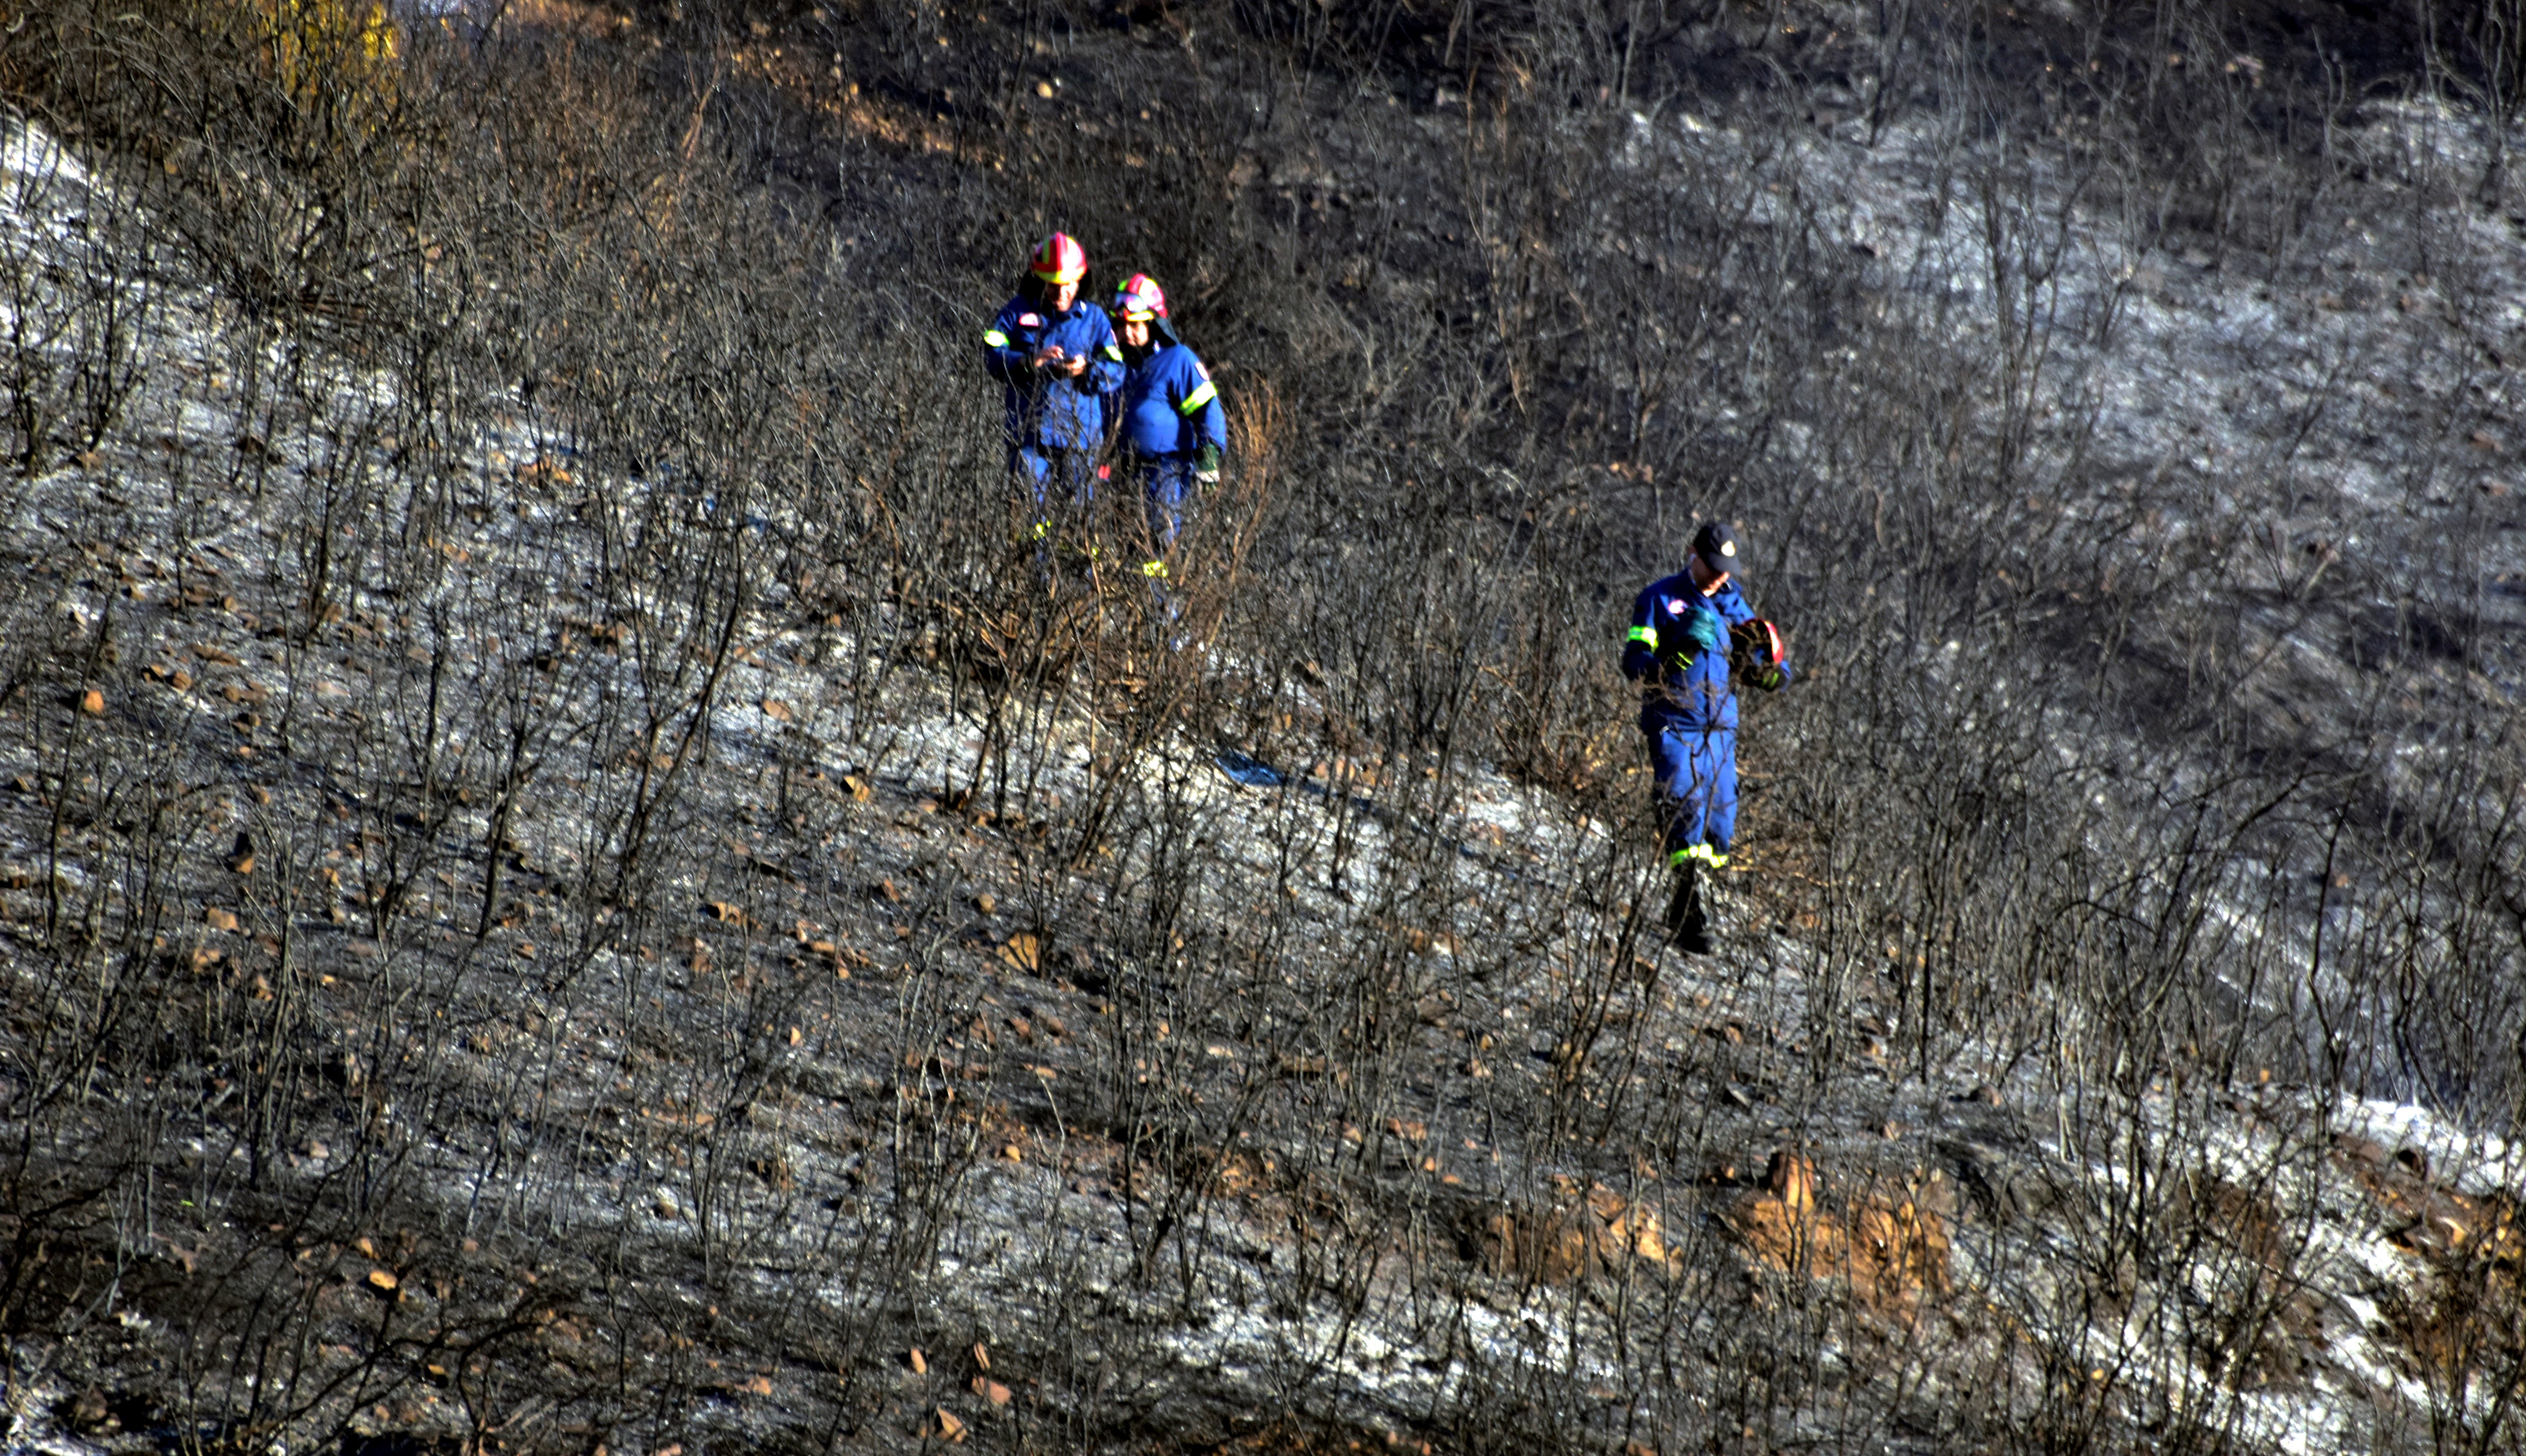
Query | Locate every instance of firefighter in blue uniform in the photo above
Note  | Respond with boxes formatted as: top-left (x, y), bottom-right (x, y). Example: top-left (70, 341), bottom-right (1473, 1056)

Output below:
top-left (981, 233), bottom-right (1126, 523)
top-left (1621, 521), bottom-right (1793, 953)
top-left (1106, 273), bottom-right (1225, 578)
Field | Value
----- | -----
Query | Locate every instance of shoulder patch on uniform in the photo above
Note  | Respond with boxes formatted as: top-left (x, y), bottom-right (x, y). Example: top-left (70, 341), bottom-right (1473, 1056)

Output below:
top-left (1663, 597), bottom-right (1687, 615)
top-left (1017, 313), bottom-right (1042, 327)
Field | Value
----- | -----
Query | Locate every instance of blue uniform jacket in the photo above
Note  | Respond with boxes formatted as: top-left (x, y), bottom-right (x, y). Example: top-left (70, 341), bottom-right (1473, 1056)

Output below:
top-left (1114, 343), bottom-right (1226, 460)
top-left (983, 295), bottom-right (1125, 450)
top-left (1621, 575), bottom-right (1791, 733)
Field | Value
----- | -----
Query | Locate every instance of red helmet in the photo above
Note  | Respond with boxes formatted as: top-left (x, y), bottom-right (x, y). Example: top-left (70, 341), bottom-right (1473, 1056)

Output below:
top-left (1029, 232), bottom-right (1089, 285)
top-left (1729, 618), bottom-right (1785, 675)
top-left (1111, 273), bottom-right (1168, 321)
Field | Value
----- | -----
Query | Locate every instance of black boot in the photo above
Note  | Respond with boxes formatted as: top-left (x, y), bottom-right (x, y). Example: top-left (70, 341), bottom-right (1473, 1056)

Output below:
top-left (1664, 860), bottom-right (1711, 954)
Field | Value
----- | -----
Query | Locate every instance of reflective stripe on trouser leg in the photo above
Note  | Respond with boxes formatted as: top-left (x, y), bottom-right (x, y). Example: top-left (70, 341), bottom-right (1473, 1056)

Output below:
top-left (1132, 456), bottom-right (1191, 623)
top-left (1016, 448), bottom-right (1099, 558)
top-left (1651, 724), bottom-right (1737, 862)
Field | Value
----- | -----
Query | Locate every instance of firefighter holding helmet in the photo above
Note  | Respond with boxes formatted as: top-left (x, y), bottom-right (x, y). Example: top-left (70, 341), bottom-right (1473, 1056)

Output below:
top-left (1621, 522), bottom-right (1793, 953)
top-left (982, 232), bottom-right (1126, 518)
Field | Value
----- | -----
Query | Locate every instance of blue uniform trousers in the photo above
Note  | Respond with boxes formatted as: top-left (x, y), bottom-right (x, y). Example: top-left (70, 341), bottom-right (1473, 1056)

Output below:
top-left (1015, 444), bottom-right (1100, 511)
top-left (1126, 454), bottom-right (1195, 551)
top-left (1650, 723), bottom-right (1737, 860)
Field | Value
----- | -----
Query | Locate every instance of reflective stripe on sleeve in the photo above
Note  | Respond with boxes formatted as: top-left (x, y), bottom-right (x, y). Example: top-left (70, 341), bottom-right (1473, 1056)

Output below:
top-left (1668, 844), bottom-right (1729, 869)
top-left (1178, 380), bottom-right (1218, 413)
top-left (1102, 344), bottom-right (1124, 360)
top-left (1627, 624), bottom-right (1658, 650)
top-left (1140, 559), bottom-right (1168, 579)
top-left (983, 330), bottom-right (1010, 347)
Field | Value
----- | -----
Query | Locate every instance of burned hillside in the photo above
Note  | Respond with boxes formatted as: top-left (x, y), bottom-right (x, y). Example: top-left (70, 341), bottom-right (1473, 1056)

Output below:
top-left (2, 0), bottom-right (2524, 1453)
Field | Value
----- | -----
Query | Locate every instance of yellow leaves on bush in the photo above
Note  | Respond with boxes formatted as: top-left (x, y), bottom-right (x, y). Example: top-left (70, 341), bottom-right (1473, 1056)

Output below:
top-left (254, 0), bottom-right (399, 104)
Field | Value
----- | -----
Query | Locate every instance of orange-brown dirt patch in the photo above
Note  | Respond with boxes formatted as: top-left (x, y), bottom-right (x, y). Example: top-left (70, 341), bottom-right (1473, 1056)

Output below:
top-left (1725, 1152), bottom-right (1951, 1315)
top-left (1469, 1177), bottom-right (1679, 1284)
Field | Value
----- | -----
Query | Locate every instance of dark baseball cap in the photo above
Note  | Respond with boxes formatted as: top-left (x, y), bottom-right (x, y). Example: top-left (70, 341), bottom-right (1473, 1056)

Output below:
top-left (1691, 521), bottom-right (1743, 574)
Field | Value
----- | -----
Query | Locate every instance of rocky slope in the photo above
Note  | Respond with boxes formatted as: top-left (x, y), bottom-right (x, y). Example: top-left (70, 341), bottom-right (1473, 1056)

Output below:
top-left (3, 12), bottom-right (2525, 1451)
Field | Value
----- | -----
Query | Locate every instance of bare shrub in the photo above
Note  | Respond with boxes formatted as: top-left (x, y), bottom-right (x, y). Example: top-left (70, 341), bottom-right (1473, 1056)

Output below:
top-left (0, 0), bottom-right (2522, 1451)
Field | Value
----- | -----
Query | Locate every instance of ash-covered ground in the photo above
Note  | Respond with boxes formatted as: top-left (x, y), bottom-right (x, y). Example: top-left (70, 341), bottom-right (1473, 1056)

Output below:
top-left (4, 3), bottom-right (2526, 1451)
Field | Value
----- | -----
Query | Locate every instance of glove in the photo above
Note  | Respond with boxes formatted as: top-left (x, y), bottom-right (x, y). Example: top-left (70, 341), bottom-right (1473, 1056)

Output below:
top-left (1657, 614), bottom-right (1718, 677)
top-left (1660, 608), bottom-right (1723, 668)
top-left (1729, 618), bottom-right (1787, 690)
top-left (1194, 444), bottom-right (1222, 487)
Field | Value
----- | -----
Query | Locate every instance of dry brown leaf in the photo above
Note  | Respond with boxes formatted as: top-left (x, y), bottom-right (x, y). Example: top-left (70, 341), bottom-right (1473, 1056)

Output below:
top-left (1764, 1149), bottom-right (1818, 1213)
top-left (997, 933), bottom-right (1040, 973)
